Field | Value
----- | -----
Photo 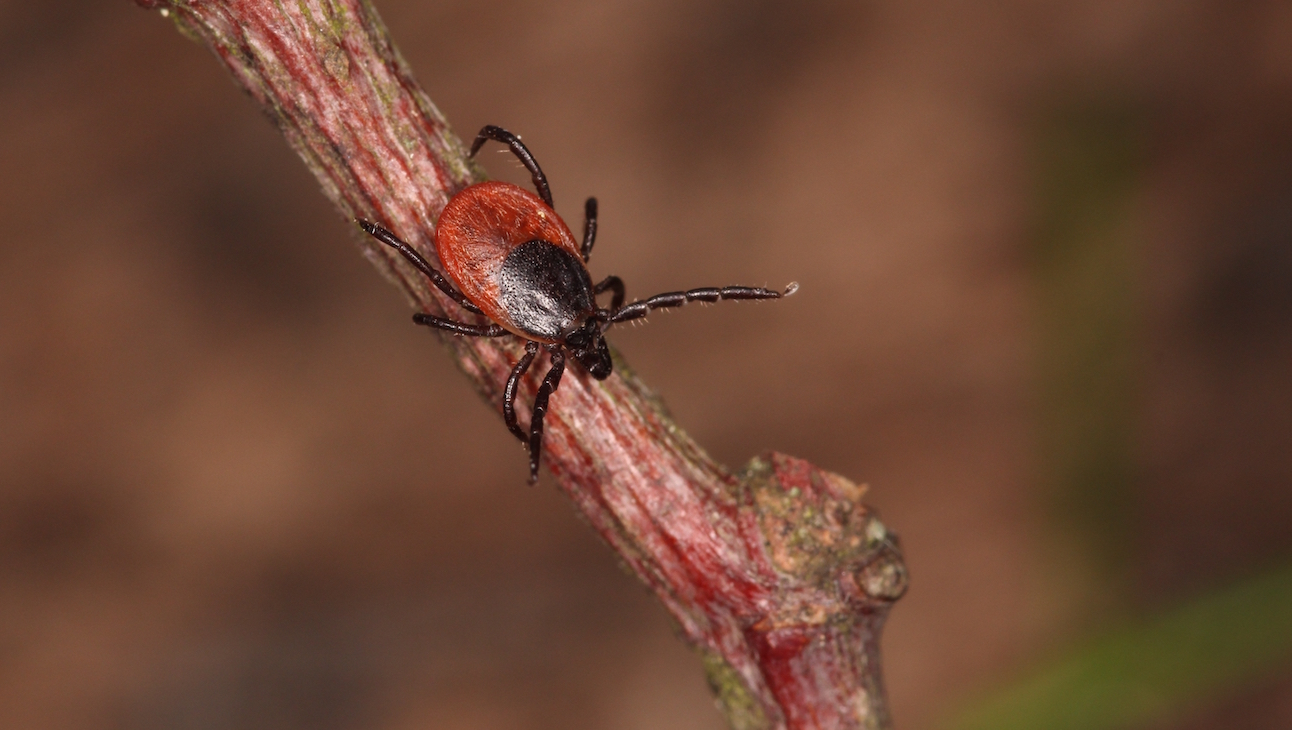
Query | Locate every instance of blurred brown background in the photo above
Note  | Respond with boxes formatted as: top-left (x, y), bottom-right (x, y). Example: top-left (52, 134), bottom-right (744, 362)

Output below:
top-left (2, 1), bottom-right (1291, 729)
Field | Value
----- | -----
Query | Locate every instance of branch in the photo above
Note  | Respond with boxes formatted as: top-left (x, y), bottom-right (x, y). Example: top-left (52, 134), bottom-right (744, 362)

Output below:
top-left (134, 2), bottom-right (907, 727)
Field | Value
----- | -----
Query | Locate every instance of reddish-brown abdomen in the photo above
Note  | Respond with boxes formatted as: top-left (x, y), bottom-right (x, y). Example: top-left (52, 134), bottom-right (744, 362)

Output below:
top-left (435, 181), bottom-right (580, 337)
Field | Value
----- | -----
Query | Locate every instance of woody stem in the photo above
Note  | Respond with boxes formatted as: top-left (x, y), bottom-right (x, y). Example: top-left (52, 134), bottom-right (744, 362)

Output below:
top-left (132, 2), bottom-right (907, 728)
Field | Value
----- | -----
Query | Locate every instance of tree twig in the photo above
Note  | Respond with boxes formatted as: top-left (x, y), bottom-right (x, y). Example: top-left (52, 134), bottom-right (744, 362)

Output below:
top-left (133, 2), bottom-right (907, 727)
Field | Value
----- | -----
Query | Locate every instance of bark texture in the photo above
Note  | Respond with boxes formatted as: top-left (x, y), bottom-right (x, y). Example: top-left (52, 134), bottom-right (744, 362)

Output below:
top-left (134, 2), bottom-right (907, 727)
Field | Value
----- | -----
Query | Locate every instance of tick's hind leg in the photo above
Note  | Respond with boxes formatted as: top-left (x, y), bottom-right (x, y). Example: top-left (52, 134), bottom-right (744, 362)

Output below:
top-left (470, 125), bottom-right (554, 209)
top-left (581, 197), bottom-right (598, 262)
top-left (504, 341), bottom-right (541, 443)
top-left (412, 313), bottom-right (508, 337)
top-left (526, 348), bottom-right (567, 483)
top-left (357, 219), bottom-right (482, 315)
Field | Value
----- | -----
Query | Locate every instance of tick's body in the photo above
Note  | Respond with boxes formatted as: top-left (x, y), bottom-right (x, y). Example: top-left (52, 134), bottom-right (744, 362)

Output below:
top-left (360, 125), bottom-right (793, 482)
top-left (436, 182), bottom-right (591, 343)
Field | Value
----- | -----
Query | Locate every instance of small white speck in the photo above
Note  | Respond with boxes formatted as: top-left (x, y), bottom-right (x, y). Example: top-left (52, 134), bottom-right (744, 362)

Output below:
top-left (866, 519), bottom-right (887, 545)
top-left (160, 7), bottom-right (169, 16)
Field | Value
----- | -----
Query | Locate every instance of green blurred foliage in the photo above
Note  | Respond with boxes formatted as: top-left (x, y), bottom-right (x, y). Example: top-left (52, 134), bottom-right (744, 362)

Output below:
top-left (947, 563), bottom-right (1292, 730)
top-left (949, 97), bottom-right (1292, 730)
top-left (1031, 100), bottom-right (1146, 575)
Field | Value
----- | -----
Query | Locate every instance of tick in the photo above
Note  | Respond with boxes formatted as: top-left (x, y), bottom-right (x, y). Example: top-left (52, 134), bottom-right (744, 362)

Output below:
top-left (359, 125), bottom-right (796, 482)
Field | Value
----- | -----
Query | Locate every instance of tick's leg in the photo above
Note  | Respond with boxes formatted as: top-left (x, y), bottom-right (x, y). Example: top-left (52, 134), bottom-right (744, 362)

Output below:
top-left (526, 348), bottom-right (567, 484)
top-left (412, 313), bottom-right (508, 337)
top-left (581, 197), bottom-right (598, 262)
top-left (609, 282), bottom-right (799, 324)
top-left (504, 341), bottom-right (540, 443)
top-left (593, 275), bottom-right (625, 311)
top-left (357, 219), bottom-right (482, 314)
top-left (470, 125), bottom-right (554, 209)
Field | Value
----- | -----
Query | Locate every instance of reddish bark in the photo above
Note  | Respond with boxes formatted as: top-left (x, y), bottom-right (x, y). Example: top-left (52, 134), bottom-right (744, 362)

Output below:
top-left (133, 2), bottom-right (907, 727)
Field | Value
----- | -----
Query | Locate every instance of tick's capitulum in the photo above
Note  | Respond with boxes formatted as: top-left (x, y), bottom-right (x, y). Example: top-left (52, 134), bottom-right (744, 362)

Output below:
top-left (359, 124), bottom-right (796, 482)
